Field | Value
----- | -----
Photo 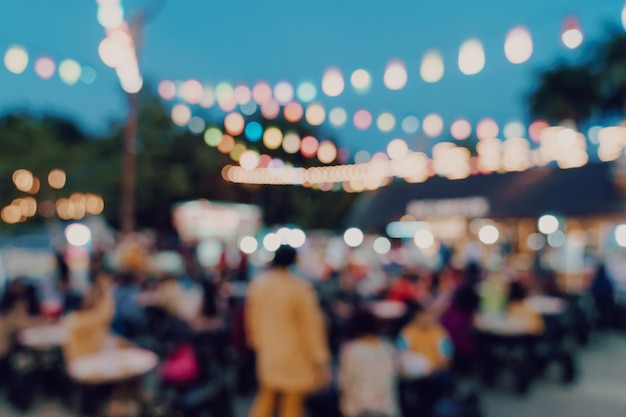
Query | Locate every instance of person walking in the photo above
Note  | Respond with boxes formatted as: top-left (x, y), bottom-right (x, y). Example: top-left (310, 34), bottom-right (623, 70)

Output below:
top-left (246, 245), bottom-right (330, 417)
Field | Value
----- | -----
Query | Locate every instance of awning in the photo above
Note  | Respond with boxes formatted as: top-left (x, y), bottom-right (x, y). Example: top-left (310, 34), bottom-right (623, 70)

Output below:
top-left (346, 163), bottom-right (626, 230)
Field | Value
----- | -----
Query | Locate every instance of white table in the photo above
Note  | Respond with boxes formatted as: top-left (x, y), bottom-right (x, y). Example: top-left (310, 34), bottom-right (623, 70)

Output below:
top-left (68, 347), bottom-right (158, 385)
top-left (19, 324), bottom-right (67, 350)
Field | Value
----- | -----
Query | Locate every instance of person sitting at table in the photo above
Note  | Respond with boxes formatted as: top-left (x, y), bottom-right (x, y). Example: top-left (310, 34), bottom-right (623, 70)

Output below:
top-left (339, 309), bottom-right (399, 417)
top-left (397, 303), bottom-right (453, 374)
top-left (62, 273), bottom-right (115, 364)
top-left (112, 273), bottom-right (146, 339)
top-left (506, 281), bottom-right (544, 335)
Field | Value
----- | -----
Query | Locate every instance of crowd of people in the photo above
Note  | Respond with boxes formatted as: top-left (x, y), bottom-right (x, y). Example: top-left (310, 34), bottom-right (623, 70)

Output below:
top-left (0, 237), bottom-right (621, 417)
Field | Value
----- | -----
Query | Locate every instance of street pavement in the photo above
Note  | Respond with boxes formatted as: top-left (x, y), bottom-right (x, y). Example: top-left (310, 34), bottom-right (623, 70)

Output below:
top-left (2, 332), bottom-right (626, 417)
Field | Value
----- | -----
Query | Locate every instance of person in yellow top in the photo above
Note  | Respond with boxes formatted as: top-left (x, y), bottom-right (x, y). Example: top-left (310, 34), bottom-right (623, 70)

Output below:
top-left (246, 245), bottom-right (330, 417)
top-left (397, 303), bottom-right (453, 374)
top-left (507, 282), bottom-right (544, 335)
top-left (62, 272), bottom-right (115, 364)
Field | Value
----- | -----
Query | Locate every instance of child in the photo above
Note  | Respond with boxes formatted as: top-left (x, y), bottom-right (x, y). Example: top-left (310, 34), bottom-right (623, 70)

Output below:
top-left (339, 309), bottom-right (399, 417)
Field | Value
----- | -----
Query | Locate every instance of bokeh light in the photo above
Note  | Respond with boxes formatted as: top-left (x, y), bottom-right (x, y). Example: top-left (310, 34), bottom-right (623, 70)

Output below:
top-left (239, 150), bottom-right (260, 171)
top-left (450, 119), bottom-right (472, 140)
top-left (377, 113), bottom-right (396, 132)
top-left (402, 116), bottom-right (420, 134)
top-left (504, 121), bottom-right (526, 139)
top-left (224, 113), bottom-right (245, 136)
top-left (527, 233), bottom-right (546, 251)
top-left (478, 224), bottom-right (499, 245)
top-left (561, 17), bottom-right (583, 49)
top-left (240, 101), bottom-right (257, 115)
top-left (234, 85), bottom-right (252, 105)
top-left (420, 50), bottom-right (444, 83)
top-left (229, 143), bottom-right (247, 162)
top-left (158, 80), bottom-right (176, 100)
top-left (476, 118), bottom-right (499, 140)
top-left (384, 60), bottom-right (408, 90)
top-left (263, 127), bottom-right (283, 150)
top-left (4, 46), bottom-right (29, 74)
top-left (354, 150), bottom-right (371, 164)
top-left (244, 122), bottom-right (263, 142)
top-left (322, 68), bottom-right (344, 97)
top-left (538, 214), bottom-right (559, 234)
top-left (282, 132), bottom-right (301, 154)
top-left (48, 169), bottom-right (66, 189)
top-left (353, 110), bottom-right (372, 130)
top-left (1, 205), bottom-right (20, 224)
top-left (252, 82), bottom-right (273, 104)
top-left (329, 107), bottom-right (348, 128)
top-left (188, 117), bottom-right (206, 134)
top-left (305, 103), bottom-right (326, 126)
top-left (284, 102), bottom-right (303, 123)
top-left (547, 231), bottom-right (566, 248)
top-left (373, 237), bottom-right (391, 255)
top-left (351, 69), bottom-right (372, 93)
top-left (260, 100), bottom-right (281, 120)
top-left (504, 27), bottom-right (533, 64)
top-left (344, 228), bottom-right (364, 247)
top-left (238, 236), bottom-right (258, 254)
top-left (458, 39), bottom-right (485, 75)
top-left (317, 141), bottom-right (337, 164)
top-left (97, 2), bottom-right (124, 29)
top-left (13, 169), bottom-right (33, 193)
top-left (98, 30), bottom-right (132, 68)
top-left (300, 136), bottom-right (319, 158)
top-left (204, 127), bottom-right (222, 147)
top-left (181, 79), bottom-right (203, 104)
top-left (274, 81), bottom-right (294, 104)
top-left (414, 229), bottom-right (434, 249)
top-left (615, 225), bottom-right (626, 248)
top-left (217, 134), bottom-right (235, 154)
top-left (296, 82), bottom-right (317, 102)
top-left (529, 119), bottom-right (550, 142)
top-left (387, 139), bottom-right (409, 160)
top-left (423, 114), bottom-right (444, 138)
top-left (263, 233), bottom-right (281, 252)
top-left (216, 83), bottom-right (237, 111)
top-left (34, 56), bottom-right (55, 80)
top-left (171, 104), bottom-right (191, 127)
top-left (80, 66), bottom-right (97, 84)
top-left (59, 59), bottom-right (82, 86)
top-left (287, 229), bottom-right (306, 248)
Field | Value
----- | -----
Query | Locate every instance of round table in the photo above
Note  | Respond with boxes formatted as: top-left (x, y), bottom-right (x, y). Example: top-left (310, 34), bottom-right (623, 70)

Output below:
top-left (68, 347), bottom-right (158, 385)
top-left (19, 324), bottom-right (67, 350)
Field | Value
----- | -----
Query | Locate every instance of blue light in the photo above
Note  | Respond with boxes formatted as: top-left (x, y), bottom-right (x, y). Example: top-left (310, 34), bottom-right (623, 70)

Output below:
top-left (245, 122), bottom-right (263, 142)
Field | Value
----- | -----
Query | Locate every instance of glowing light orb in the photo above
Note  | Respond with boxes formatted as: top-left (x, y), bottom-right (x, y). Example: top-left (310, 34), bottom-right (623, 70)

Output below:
top-left (4, 46), bottom-right (28, 74)
top-left (263, 127), bottom-right (283, 150)
top-left (414, 229), bottom-right (434, 249)
top-left (188, 117), bottom-right (206, 134)
top-left (478, 224), bottom-right (499, 245)
top-left (80, 66), bottom-right (97, 84)
top-left (317, 141), bottom-right (337, 164)
top-left (240, 101), bottom-right (257, 115)
top-left (273, 81), bottom-right (294, 104)
top-left (344, 228), bottom-right (364, 247)
top-left (238, 236), bottom-right (258, 254)
top-left (458, 39), bottom-right (485, 75)
top-left (450, 119), bottom-right (472, 140)
top-left (158, 80), bottom-right (176, 100)
top-left (527, 233), bottom-right (546, 251)
top-left (97, 2), bottom-right (124, 29)
top-left (244, 122), bottom-right (263, 142)
top-left (402, 116), bottom-right (420, 134)
top-left (48, 169), bottom-right (66, 189)
top-left (252, 82), bottom-right (272, 104)
top-left (547, 231), bottom-right (566, 248)
top-left (373, 237), bottom-right (391, 254)
top-left (387, 139), bottom-right (409, 160)
top-left (305, 103), bottom-right (326, 126)
top-left (354, 150), bottom-right (371, 164)
top-left (538, 214), bottom-right (559, 235)
top-left (421, 50), bottom-right (444, 83)
top-left (284, 102), bottom-right (303, 123)
top-left (171, 104), bottom-right (191, 127)
top-left (263, 233), bottom-right (281, 252)
top-left (224, 113), bottom-right (245, 136)
top-left (65, 223), bottom-right (91, 247)
top-left (529, 119), bottom-right (549, 142)
top-left (384, 60), bottom-right (408, 90)
top-left (34, 56), bottom-right (55, 79)
top-left (561, 17), bottom-right (583, 49)
top-left (282, 132), bottom-right (301, 154)
top-left (351, 69), bottom-right (372, 93)
top-left (296, 82), bottom-right (317, 102)
top-left (181, 79), bottom-right (203, 104)
top-left (329, 107), bottom-right (348, 128)
top-left (300, 136), bottom-right (319, 158)
top-left (504, 27), bottom-right (533, 64)
top-left (476, 118), bottom-right (499, 140)
top-left (239, 150), bottom-right (260, 171)
top-left (260, 100), bottom-right (281, 120)
top-left (217, 135), bottom-right (235, 154)
top-left (615, 224), bottom-right (626, 248)
top-left (504, 121), bottom-right (526, 139)
top-left (287, 229), bottom-right (306, 248)
top-left (377, 113), bottom-right (396, 132)
top-left (353, 110), bottom-right (372, 130)
top-left (200, 87), bottom-right (215, 108)
top-left (322, 68), bottom-right (344, 97)
top-left (423, 114), bottom-right (444, 138)
top-left (229, 143), bottom-right (247, 162)
top-left (234, 85), bottom-right (251, 105)
top-left (204, 128), bottom-right (222, 147)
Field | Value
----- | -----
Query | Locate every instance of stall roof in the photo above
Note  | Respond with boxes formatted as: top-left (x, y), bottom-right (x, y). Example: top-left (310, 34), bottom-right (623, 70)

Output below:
top-left (346, 163), bottom-right (626, 230)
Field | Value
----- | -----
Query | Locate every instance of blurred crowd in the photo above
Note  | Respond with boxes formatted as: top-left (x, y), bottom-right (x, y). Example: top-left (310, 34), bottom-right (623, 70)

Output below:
top-left (0, 236), bottom-right (622, 417)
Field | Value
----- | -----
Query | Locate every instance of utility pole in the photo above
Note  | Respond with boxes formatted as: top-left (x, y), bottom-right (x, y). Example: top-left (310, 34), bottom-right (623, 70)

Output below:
top-left (120, 89), bottom-right (138, 234)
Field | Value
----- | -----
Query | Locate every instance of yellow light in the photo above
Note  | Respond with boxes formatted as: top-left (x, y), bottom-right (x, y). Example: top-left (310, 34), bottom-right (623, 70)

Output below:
top-left (305, 103), bottom-right (326, 126)
top-left (317, 141), bottom-right (337, 164)
top-left (384, 60), bottom-right (407, 90)
top-left (171, 104), bottom-right (191, 127)
top-left (263, 127), bottom-right (283, 150)
top-left (377, 113), bottom-right (396, 133)
top-left (322, 68), bottom-right (344, 97)
top-left (48, 169), bottom-right (66, 190)
top-left (59, 59), bottom-right (82, 86)
top-left (386, 139), bottom-right (409, 160)
top-left (458, 39), bottom-right (485, 75)
top-left (224, 112), bottom-right (245, 136)
top-left (423, 114), bottom-right (444, 138)
top-left (4, 45), bottom-right (29, 74)
top-left (504, 27), bottom-right (533, 64)
top-left (12, 169), bottom-right (33, 192)
top-left (1, 205), bottom-right (21, 224)
top-left (56, 198), bottom-right (75, 221)
top-left (230, 143), bottom-right (247, 162)
top-left (420, 50), bottom-right (444, 83)
top-left (351, 69), bottom-right (372, 93)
